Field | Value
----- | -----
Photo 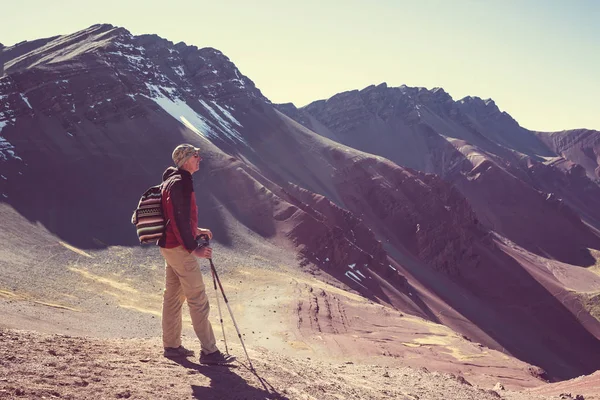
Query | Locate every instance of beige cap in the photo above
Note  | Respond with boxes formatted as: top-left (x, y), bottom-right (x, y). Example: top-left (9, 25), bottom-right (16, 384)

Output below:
top-left (172, 144), bottom-right (200, 168)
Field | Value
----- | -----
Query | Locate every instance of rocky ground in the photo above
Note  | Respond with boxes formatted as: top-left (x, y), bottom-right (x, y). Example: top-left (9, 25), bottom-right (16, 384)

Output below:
top-left (0, 328), bottom-right (578, 400)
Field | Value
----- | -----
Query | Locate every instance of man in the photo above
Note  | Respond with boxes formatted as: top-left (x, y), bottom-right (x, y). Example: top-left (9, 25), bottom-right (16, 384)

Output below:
top-left (158, 143), bottom-right (235, 365)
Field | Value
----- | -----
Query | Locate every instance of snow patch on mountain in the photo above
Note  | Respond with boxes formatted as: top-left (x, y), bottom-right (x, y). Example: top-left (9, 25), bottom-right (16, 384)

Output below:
top-left (142, 82), bottom-right (247, 144)
top-left (19, 94), bottom-right (32, 109)
top-left (144, 83), bottom-right (211, 138)
top-left (212, 102), bottom-right (242, 127)
top-left (232, 68), bottom-right (246, 89)
top-left (0, 135), bottom-right (21, 161)
top-left (198, 99), bottom-right (245, 142)
top-left (173, 66), bottom-right (185, 77)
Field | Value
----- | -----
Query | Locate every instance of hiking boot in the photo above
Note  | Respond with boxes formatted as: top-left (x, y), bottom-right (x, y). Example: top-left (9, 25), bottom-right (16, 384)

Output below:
top-left (199, 350), bottom-right (236, 365)
top-left (163, 345), bottom-right (195, 358)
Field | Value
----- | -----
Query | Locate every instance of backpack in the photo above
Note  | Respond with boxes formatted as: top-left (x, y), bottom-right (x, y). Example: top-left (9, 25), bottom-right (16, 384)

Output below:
top-left (131, 185), bottom-right (166, 244)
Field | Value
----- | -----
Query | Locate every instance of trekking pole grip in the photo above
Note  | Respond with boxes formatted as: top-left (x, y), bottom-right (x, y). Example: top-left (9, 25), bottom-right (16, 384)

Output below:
top-left (196, 233), bottom-right (210, 248)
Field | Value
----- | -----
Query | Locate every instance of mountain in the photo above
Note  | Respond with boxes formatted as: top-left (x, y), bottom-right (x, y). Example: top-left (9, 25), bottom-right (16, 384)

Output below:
top-left (1, 23), bottom-right (600, 389)
top-left (276, 83), bottom-right (600, 266)
top-left (277, 85), bottom-right (600, 378)
top-left (535, 128), bottom-right (600, 182)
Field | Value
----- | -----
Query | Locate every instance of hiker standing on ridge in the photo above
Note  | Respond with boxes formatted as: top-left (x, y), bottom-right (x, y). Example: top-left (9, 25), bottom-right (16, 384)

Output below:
top-left (158, 143), bottom-right (235, 365)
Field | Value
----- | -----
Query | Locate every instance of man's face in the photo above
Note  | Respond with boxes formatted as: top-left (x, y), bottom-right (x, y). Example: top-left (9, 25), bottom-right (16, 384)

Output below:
top-left (183, 151), bottom-right (202, 174)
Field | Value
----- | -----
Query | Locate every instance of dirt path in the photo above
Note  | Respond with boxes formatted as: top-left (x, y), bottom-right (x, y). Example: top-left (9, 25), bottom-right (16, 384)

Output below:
top-left (0, 328), bottom-right (560, 400)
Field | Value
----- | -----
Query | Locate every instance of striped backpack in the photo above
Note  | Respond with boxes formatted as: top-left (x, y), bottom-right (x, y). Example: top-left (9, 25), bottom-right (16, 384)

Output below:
top-left (131, 185), bottom-right (166, 244)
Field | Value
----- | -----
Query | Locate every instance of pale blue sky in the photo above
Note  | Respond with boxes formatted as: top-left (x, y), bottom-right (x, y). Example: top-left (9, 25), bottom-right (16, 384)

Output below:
top-left (2, 1), bottom-right (599, 131)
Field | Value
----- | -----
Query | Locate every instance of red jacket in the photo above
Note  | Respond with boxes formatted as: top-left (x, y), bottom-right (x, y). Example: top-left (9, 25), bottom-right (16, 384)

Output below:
top-left (158, 167), bottom-right (199, 252)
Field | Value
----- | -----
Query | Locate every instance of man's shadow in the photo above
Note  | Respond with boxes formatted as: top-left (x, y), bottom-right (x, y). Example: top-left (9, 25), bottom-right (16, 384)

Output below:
top-left (169, 358), bottom-right (289, 400)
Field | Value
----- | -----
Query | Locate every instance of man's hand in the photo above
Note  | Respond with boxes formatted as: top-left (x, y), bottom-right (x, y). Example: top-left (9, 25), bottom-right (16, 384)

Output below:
top-left (195, 227), bottom-right (213, 240)
top-left (193, 246), bottom-right (212, 259)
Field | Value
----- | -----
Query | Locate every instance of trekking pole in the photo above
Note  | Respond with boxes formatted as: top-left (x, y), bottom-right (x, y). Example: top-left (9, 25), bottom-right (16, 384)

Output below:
top-left (211, 265), bottom-right (229, 355)
top-left (197, 235), bottom-right (228, 354)
top-left (198, 235), bottom-right (254, 371)
top-left (209, 258), bottom-right (254, 371)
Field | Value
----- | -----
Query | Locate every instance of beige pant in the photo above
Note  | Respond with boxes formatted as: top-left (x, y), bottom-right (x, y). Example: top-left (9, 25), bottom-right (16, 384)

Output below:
top-left (159, 246), bottom-right (218, 355)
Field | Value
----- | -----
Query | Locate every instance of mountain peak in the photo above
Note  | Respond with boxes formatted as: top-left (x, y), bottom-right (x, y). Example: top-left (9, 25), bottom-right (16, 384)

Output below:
top-left (88, 23), bottom-right (118, 32)
top-left (5, 24), bottom-right (131, 72)
top-left (459, 95), bottom-right (496, 107)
